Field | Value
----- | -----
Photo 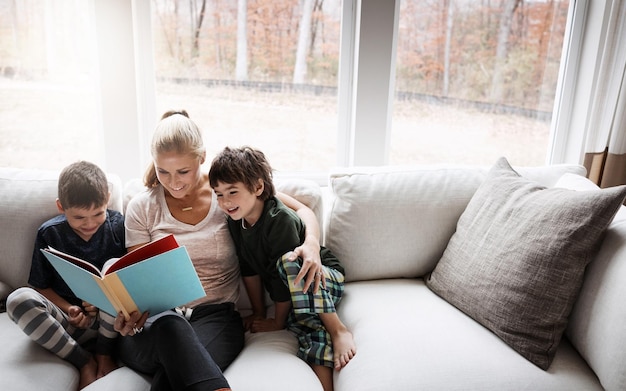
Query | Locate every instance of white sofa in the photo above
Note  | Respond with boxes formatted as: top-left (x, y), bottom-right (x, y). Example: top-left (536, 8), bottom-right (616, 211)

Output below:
top-left (1, 161), bottom-right (625, 391)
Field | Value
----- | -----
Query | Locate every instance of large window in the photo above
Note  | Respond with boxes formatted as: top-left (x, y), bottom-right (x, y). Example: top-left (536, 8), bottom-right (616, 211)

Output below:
top-left (150, 0), bottom-right (342, 174)
top-left (0, 0), bottom-right (101, 170)
top-left (0, 0), bottom-right (603, 181)
top-left (391, 0), bottom-right (570, 166)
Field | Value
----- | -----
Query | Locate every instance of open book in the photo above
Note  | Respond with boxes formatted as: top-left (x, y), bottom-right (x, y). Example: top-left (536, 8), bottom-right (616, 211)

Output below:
top-left (42, 234), bottom-right (206, 320)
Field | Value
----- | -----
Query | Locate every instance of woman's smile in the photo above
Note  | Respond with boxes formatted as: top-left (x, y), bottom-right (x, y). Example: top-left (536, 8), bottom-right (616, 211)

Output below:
top-left (169, 184), bottom-right (187, 193)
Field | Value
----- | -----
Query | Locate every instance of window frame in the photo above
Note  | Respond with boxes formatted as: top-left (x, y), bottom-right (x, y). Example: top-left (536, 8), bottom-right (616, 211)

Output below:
top-left (548, 0), bottom-right (620, 166)
top-left (547, 0), bottom-right (588, 165)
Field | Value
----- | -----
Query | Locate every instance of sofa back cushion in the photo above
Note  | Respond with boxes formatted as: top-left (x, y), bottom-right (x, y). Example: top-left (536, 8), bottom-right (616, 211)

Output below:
top-left (124, 177), bottom-right (324, 229)
top-left (325, 163), bottom-right (586, 282)
top-left (0, 168), bottom-right (123, 300)
top-left (123, 176), bottom-right (324, 315)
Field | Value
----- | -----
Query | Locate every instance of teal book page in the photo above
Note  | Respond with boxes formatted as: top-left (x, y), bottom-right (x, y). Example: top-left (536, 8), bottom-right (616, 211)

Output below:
top-left (113, 246), bottom-right (206, 315)
top-left (41, 250), bottom-right (118, 316)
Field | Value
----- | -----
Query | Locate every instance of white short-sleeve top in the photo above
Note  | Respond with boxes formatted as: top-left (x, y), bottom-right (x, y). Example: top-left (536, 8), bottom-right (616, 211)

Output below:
top-left (125, 186), bottom-right (240, 307)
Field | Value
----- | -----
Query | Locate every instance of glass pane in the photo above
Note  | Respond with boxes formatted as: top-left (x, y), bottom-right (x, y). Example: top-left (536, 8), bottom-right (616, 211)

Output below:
top-left (391, 0), bottom-right (570, 166)
top-left (0, 0), bottom-right (100, 170)
top-left (151, 0), bottom-right (341, 173)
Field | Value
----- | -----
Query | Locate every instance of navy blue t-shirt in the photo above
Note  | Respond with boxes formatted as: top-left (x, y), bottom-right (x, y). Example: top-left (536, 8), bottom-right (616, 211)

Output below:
top-left (28, 209), bottom-right (126, 307)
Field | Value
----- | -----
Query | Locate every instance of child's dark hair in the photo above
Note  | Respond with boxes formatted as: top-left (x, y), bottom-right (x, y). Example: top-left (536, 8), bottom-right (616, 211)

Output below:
top-left (58, 161), bottom-right (109, 209)
top-left (209, 146), bottom-right (275, 201)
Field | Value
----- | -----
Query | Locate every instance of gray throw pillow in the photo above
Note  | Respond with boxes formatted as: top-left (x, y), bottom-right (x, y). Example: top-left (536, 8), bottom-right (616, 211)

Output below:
top-left (426, 157), bottom-right (626, 370)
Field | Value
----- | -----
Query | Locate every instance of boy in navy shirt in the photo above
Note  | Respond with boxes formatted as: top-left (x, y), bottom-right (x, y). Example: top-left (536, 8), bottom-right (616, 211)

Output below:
top-left (7, 161), bottom-right (125, 390)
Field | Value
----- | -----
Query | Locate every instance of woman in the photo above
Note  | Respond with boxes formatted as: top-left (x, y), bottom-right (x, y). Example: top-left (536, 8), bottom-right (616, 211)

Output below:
top-left (114, 110), bottom-right (324, 391)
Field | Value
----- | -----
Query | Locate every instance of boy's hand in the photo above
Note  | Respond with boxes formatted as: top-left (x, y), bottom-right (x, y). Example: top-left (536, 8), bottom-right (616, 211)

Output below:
top-left (82, 301), bottom-right (98, 318)
top-left (249, 317), bottom-right (285, 333)
top-left (242, 314), bottom-right (264, 331)
top-left (67, 305), bottom-right (93, 329)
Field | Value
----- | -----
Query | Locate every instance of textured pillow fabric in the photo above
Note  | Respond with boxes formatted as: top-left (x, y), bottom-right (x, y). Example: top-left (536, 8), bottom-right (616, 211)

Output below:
top-left (426, 157), bottom-right (626, 370)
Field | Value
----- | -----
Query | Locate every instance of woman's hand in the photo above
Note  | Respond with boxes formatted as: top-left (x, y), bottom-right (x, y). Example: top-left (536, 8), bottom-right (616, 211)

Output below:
top-left (114, 310), bottom-right (149, 336)
top-left (276, 191), bottom-right (323, 293)
top-left (290, 238), bottom-right (325, 293)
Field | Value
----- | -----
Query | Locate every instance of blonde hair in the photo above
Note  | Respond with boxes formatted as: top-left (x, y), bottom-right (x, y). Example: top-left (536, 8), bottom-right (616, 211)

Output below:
top-left (143, 110), bottom-right (206, 188)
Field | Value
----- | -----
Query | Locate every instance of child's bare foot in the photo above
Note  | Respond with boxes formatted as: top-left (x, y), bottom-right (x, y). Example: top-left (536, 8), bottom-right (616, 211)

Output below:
top-left (333, 329), bottom-right (356, 370)
top-left (319, 312), bottom-right (357, 371)
top-left (95, 354), bottom-right (119, 378)
top-left (78, 356), bottom-right (98, 390)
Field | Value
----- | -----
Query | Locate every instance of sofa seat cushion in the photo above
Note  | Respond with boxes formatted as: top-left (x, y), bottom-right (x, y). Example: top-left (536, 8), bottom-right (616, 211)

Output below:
top-left (335, 279), bottom-right (602, 391)
top-left (82, 367), bottom-right (151, 390)
top-left (0, 312), bottom-right (152, 391)
top-left (88, 304), bottom-right (325, 391)
top-left (224, 330), bottom-right (324, 391)
top-left (426, 157), bottom-right (626, 370)
top-left (0, 314), bottom-right (78, 391)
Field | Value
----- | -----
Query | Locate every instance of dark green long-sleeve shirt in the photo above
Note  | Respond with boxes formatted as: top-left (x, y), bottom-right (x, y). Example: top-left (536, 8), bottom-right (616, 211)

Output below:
top-left (227, 197), bottom-right (344, 302)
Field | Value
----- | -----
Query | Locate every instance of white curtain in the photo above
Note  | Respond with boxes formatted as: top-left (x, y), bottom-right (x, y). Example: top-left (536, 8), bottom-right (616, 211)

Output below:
top-left (583, 0), bottom-right (626, 187)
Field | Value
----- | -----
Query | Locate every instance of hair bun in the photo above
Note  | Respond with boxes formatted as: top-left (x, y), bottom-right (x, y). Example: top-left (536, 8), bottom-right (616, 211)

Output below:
top-left (161, 110), bottom-right (189, 119)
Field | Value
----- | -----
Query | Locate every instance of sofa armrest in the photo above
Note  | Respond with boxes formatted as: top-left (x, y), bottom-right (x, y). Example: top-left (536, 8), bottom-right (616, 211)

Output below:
top-left (556, 173), bottom-right (626, 391)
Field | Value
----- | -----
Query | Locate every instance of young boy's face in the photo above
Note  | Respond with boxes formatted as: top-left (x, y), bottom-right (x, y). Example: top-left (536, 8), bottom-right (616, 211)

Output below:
top-left (56, 201), bottom-right (108, 242)
top-left (213, 180), bottom-right (264, 226)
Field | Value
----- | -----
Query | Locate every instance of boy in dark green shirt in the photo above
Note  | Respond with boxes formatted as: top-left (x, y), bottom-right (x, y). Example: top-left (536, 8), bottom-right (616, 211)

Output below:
top-left (209, 146), bottom-right (356, 391)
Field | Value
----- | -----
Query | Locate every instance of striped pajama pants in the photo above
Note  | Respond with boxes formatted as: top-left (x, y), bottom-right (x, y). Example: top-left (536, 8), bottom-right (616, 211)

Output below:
top-left (6, 287), bottom-right (117, 369)
top-left (277, 254), bottom-right (345, 368)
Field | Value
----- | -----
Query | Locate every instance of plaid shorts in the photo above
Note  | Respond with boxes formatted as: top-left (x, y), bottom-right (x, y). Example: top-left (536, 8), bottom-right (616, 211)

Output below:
top-left (277, 254), bottom-right (345, 368)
